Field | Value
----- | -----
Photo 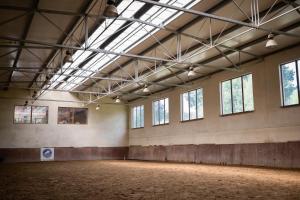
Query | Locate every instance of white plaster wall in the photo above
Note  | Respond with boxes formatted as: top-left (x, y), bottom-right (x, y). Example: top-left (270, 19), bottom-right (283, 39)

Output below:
top-left (0, 90), bottom-right (129, 148)
top-left (129, 46), bottom-right (300, 146)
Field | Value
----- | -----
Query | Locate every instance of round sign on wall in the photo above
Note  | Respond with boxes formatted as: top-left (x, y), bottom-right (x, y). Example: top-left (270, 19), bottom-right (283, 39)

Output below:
top-left (40, 147), bottom-right (54, 161)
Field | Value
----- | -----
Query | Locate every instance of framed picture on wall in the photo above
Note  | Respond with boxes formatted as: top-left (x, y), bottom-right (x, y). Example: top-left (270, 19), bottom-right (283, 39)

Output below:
top-left (73, 108), bottom-right (88, 124)
top-left (14, 105), bottom-right (48, 124)
top-left (57, 107), bottom-right (88, 124)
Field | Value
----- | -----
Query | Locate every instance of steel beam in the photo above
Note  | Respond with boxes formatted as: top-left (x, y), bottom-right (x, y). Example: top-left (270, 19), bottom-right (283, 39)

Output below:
top-left (0, 66), bottom-right (131, 81)
top-left (123, 20), bottom-right (300, 96)
top-left (1, 2), bottom-right (298, 39)
top-left (92, 1), bottom-right (285, 94)
top-left (0, 85), bottom-right (107, 95)
top-left (281, 0), bottom-right (300, 15)
top-left (0, 36), bottom-right (206, 66)
top-left (28, 0), bottom-right (96, 88)
top-left (128, 41), bottom-right (300, 102)
top-left (137, 0), bottom-right (300, 38)
top-left (93, 12), bottom-right (300, 103)
top-left (0, 96), bottom-right (128, 105)
top-left (1, 68), bottom-right (131, 82)
top-left (55, 2), bottom-right (159, 91)
top-left (6, 0), bottom-right (39, 88)
top-left (82, 0), bottom-right (233, 90)
top-left (0, 66), bottom-right (127, 78)
top-left (0, 11), bottom-right (31, 27)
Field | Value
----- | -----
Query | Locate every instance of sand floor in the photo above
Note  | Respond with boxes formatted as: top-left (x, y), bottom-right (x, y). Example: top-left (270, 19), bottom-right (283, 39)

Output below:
top-left (0, 160), bottom-right (300, 200)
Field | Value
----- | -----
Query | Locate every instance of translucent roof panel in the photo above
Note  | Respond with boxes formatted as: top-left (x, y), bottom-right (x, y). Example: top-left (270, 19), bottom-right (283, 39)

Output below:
top-left (52, 0), bottom-right (201, 91)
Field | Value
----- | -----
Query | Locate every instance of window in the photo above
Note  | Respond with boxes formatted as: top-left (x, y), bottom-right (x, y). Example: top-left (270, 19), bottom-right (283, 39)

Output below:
top-left (152, 98), bottom-right (169, 126)
top-left (14, 106), bottom-right (48, 124)
top-left (181, 88), bottom-right (203, 121)
top-left (131, 105), bottom-right (144, 128)
top-left (280, 60), bottom-right (300, 106)
top-left (32, 106), bottom-right (48, 124)
top-left (220, 74), bottom-right (254, 115)
top-left (58, 107), bottom-right (88, 124)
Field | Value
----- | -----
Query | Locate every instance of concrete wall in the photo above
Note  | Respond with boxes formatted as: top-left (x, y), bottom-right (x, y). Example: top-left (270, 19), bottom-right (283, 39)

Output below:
top-left (127, 46), bottom-right (300, 168)
top-left (0, 147), bottom-right (128, 163)
top-left (128, 142), bottom-right (300, 169)
top-left (0, 89), bottom-right (129, 161)
top-left (129, 46), bottom-right (300, 146)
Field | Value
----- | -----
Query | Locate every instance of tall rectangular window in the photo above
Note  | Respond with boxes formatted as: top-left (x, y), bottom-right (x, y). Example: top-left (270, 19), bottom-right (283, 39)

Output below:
top-left (14, 106), bottom-right (48, 124)
top-left (280, 60), bottom-right (300, 106)
top-left (152, 98), bottom-right (169, 126)
top-left (181, 88), bottom-right (203, 121)
top-left (131, 105), bottom-right (144, 128)
top-left (220, 74), bottom-right (254, 115)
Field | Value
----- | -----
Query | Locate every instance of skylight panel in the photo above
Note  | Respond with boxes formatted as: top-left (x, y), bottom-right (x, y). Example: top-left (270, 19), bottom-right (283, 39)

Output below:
top-left (66, 76), bottom-right (76, 84)
top-left (87, 24), bottom-right (106, 46)
top-left (63, 83), bottom-right (76, 91)
top-left (121, 1), bottom-right (145, 18)
top-left (140, 6), bottom-right (160, 20)
top-left (58, 82), bottom-right (67, 88)
top-left (73, 77), bottom-right (85, 84)
top-left (89, 22), bottom-right (126, 49)
top-left (117, 0), bottom-right (134, 12)
top-left (62, 0), bottom-right (201, 91)
top-left (48, 1), bottom-right (136, 91)
top-left (71, 51), bottom-right (93, 68)
top-left (81, 53), bottom-right (104, 71)
top-left (88, 1), bottom-right (144, 49)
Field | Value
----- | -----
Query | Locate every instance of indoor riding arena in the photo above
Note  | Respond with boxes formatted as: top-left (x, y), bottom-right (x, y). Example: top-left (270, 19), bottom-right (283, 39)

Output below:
top-left (0, 0), bottom-right (300, 200)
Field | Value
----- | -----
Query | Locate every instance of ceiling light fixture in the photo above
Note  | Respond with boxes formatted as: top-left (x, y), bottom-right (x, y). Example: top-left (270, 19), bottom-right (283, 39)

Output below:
top-left (96, 104), bottom-right (100, 110)
top-left (64, 50), bottom-right (73, 63)
top-left (104, 0), bottom-right (118, 18)
top-left (115, 96), bottom-right (121, 103)
top-left (187, 67), bottom-right (196, 77)
top-left (143, 85), bottom-right (150, 93)
top-left (265, 33), bottom-right (278, 48)
top-left (32, 91), bottom-right (37, 98)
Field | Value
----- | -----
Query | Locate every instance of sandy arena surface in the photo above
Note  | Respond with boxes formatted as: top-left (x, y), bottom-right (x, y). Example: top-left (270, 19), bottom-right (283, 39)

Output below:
top-left (0, 160), bottom-right (300, 200)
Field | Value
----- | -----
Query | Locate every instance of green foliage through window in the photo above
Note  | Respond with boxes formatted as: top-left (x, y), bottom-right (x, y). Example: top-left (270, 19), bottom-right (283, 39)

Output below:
top-left (221, 74), bottom-right (254, 115)
top-left (152, 98), bottom-right (169, 125)
top-left (132, 105), bottom-right (144, 128)
top-left (280, 60), bottom-right (300, 106)
top-left (181, 88), bottom-right (203, 121)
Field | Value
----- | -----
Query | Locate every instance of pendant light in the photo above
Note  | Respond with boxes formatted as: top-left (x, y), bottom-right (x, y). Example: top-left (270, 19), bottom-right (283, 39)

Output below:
top-left (104, 0), bottom-right (118, 18)
top-left (115, 96), bottom-right (121, 103)
top-left (187, 67), bottom-right (196, 77)
top-left (64, 50), bottom-right (73, 63)
top-left (143, 85), bottom-right (150, 93)
top-left (265, 33), bottom-right (278, 48)
top-left (96, 104), bottom-right (100, 110)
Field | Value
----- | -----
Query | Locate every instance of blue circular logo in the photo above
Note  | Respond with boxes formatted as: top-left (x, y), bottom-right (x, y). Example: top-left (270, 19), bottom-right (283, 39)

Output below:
top-left (43, 149), bottom-right (53, 158)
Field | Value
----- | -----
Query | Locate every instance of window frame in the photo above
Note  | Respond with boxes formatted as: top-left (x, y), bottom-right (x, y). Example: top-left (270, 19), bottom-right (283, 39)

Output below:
top-left (279, 59), bottom-right (300, 107)
top-left (180, 88), bottom-right (204, 122)
top-left (131, 105), bottom-right (144, 129)
top-left (220, 73), bottom-right (255, 116)
top-left (57, 107), bottom-right (88, 125)
top-left (152, 97), bottom-right (169, 126)
top-left (13, 105), bottom-right (49, 124)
